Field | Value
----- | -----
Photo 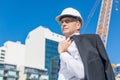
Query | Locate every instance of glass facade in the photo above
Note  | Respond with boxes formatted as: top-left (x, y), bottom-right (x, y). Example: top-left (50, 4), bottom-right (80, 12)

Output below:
top-left (0, 64), bottom-right (19, 80)
top-left (45, 39), bottom-right (59, 80)
top-left (24, 67), bottom-right (48, 80)
top-left (51, 56), bottom-right (59, 80)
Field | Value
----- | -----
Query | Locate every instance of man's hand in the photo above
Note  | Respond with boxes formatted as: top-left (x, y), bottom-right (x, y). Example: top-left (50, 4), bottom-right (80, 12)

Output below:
top-left (58, 38), bottom-right (72, 53)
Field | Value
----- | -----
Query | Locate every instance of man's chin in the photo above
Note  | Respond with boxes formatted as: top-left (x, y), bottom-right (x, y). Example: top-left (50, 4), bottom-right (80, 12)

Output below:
top-left (63, 32), bottom-right (71, 37)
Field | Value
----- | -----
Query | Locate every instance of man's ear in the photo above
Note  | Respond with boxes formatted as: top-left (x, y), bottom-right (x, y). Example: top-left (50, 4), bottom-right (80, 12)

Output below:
top-left (76, 22), bottom-right (81, 30)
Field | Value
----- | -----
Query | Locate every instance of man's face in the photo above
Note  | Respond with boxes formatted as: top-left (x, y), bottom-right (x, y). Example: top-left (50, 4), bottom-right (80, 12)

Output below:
top-left (60, 17), bottom-right (81, 38)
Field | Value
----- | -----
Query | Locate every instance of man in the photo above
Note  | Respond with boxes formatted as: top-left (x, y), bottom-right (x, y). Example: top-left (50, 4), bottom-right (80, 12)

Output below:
top-left (56, 7), bottom-right (115, 80)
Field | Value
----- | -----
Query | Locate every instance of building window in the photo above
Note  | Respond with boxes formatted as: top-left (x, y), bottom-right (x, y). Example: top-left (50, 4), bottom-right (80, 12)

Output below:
top-left (1, 50), bottom-right (5, 52)
top-left (45, 39), bottom-right (59, 80)
top-left (25, 67), bottom-right (48, 80)
top-left (0, 77), bottom-right (3, 80)
top-left (8, 71), bottom-right (17, 76)
top-left (0, 70), bottom-right (4, 75)
top-left (0, 57), bottom-right (4, 59)
top-left (0, 60), bottom-right (4, 62)
top-left (1, 53), bottom-right (5, 56)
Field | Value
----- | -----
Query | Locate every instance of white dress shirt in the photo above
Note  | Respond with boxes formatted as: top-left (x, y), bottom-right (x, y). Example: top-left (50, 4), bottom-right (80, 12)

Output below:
top-left (58, 34), bottom-right (85, 80)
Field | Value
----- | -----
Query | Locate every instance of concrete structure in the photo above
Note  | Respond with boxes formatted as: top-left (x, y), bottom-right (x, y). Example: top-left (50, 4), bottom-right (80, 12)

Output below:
top-left (3, 41), bottom-right (25, 66)
top-left (0, 26), bottom-right (64, 80)
top-left (0, 41), bottom-right (25, 80)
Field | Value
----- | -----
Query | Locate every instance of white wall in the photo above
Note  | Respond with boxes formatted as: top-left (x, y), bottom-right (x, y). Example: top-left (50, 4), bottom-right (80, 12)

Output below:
top-left (4, 41), bottom-right (25, 66)
top-left (25, 26), bottom-right (64, 70)
top-left (25, 26), bottom-right (46, 69)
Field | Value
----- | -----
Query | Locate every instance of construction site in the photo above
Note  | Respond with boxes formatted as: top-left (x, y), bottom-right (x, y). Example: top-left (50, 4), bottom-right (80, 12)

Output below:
top-left (91, 0), bottom-right (120, 79)
top-left (0, 0), bottom-right (119, 80)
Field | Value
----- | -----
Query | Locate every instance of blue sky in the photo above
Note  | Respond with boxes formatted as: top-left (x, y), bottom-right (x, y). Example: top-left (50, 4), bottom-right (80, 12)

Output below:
top-left (0, 0), bottom-right (120, 64)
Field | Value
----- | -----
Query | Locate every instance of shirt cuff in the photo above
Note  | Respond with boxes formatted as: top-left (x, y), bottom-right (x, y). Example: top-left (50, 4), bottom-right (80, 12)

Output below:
top-left (60, 52), bottom-right (73, 63)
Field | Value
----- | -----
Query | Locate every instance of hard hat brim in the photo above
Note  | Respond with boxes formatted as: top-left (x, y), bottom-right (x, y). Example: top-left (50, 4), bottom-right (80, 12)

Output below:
top-left (56, 14), bottom-right (77, 22)
top-left (56, 14), bottom-right (83, 26)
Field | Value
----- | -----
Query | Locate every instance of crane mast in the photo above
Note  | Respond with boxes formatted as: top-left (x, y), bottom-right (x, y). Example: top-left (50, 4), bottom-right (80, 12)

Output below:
top-left (96, 0), bottom-right (113, 47)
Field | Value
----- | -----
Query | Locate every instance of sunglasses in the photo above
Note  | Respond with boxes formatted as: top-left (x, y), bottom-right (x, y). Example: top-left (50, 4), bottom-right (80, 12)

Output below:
top-left (59, 18), bottom-right (79, 25)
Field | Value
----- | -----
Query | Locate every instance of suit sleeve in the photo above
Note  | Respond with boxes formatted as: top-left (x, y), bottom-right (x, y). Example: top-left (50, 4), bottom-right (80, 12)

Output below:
top-left (96, 35), bottom-right (115, 80)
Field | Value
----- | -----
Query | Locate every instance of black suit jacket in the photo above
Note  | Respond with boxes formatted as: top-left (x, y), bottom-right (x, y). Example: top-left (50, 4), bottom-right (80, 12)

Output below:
top-left (72, 34), bottom-right (115, 80)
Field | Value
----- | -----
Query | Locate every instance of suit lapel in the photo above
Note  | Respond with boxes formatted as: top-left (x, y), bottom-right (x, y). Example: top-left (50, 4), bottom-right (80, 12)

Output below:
top-left (72, 35), bottom-right (88, 79)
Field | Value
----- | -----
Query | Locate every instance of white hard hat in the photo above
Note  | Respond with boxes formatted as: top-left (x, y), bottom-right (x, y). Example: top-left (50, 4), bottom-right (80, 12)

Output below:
top-left (56, 7), bottom-right (83, 26)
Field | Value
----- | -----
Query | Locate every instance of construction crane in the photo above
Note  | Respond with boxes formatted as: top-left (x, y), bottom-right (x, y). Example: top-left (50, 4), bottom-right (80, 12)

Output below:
top-left (96, 0), bottom-right (113, 47)
top-left (115, 0), bottom-right (119, 12)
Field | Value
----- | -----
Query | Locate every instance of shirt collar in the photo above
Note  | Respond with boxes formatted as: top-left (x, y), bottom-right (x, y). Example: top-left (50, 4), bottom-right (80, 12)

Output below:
top-left (66, 33), bottom-right (80, 39)
top-left (70, 33), bottom-right (80, 37)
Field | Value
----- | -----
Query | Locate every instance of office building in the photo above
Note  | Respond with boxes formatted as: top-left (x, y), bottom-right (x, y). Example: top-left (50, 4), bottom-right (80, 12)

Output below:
top-left (0, 41), bottom-right (25, 80)
top-left (25, 26), bottom-right (64, 80)
top-left (0, 26), bottom-right (64, 80)
top-left (0, 63), bottom-right (19, 80)
top-left (1, 41), bottom-right (25, 66)
top-left (0, 40), bottom-right (48, 80)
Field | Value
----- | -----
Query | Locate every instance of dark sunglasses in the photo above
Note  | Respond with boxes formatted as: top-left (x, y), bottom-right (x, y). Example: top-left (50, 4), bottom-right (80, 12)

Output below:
top-left (59, 19), bottom-right (78, 25)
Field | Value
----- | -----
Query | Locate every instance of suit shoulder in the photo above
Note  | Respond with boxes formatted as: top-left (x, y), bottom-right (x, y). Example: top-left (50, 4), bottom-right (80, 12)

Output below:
top-left (79, 34), bottom-right (99, 38)
top-left (77, 34), bottom-right (100, 44)
top-left (75, 34), bottom-right (99, 46)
